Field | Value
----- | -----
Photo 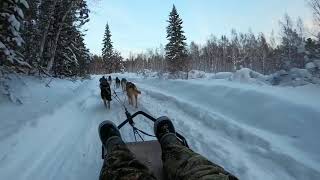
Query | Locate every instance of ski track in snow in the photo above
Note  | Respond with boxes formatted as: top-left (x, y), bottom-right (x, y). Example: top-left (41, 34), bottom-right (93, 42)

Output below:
top-left (0, 75), bottom-right (319, 180)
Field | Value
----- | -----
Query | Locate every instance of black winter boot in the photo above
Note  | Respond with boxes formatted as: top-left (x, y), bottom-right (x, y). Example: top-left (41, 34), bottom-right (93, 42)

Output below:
top-left (98, 120), bottom-right (124, 154)
top-left (154, 116), bottom-right (181, 146)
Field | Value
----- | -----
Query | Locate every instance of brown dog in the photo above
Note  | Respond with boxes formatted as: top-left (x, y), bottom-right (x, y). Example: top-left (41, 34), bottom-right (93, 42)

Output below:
top-left (126, 82), bottom-right (141, 108)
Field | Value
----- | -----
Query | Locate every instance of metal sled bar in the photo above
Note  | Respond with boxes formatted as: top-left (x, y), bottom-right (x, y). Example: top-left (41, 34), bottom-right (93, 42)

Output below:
top-left (117, 111), bottom-right (189, 148)
top-left (118, 111), bottom-right (157, 129)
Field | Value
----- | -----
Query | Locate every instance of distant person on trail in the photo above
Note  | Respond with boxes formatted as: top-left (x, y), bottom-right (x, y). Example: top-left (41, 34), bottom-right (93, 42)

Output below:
top-left (98, 117), bottom-right (239, 180)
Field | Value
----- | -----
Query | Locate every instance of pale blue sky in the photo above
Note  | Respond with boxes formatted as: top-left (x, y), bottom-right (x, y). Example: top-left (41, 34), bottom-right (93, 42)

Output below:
top-left (84, 0), bottom-right (313, 58)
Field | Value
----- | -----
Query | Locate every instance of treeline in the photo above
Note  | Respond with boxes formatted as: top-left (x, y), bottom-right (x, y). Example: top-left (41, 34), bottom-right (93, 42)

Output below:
top-left (1, 0), bottom-right (91, 77)
top-left (124, 48), bottom-right (166, 73)
top-left (125, 4), bottom-right (320, 75)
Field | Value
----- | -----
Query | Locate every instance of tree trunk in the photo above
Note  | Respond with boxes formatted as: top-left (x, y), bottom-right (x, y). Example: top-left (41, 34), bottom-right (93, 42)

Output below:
top-left (46, 2), bottom-right (75, 73)
top-left (37, 0), bottom-right (58, 68)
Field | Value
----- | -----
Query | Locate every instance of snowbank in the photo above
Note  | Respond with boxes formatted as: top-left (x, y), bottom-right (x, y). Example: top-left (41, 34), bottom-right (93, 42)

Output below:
top-left (0, 75), bottom-right (85, 140)
top-left (132, 76), bottom-right (320, 180)
top-left (211, 72), bottom-right (233, 79)
top-left (230, 68), bottom-right (267, 85)
top-left (136, 69), bottom-right (159, 78)
top-left (0, 73), bottom-right (319, 180)
top-left (188, 70), bottom-right (207, 79)
top-left (131, 67), bottom-right (320, 87)
top-left (268, 68), bottom-right (320, 86)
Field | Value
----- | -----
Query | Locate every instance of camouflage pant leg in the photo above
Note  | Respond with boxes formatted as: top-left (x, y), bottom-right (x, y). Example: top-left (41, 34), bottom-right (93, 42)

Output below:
top-left (99, 144), bottom-right (157, 180)
top-left (162, 143), bottom-right (238, 180)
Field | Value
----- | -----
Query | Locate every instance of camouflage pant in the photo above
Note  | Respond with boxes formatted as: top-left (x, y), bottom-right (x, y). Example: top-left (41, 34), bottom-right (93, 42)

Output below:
top-left (162, 144), bottom-right (238, 180)
top-left (99, 144), bottom-right (157, 180)
top-left (100, 136), bottom-right (238, 180)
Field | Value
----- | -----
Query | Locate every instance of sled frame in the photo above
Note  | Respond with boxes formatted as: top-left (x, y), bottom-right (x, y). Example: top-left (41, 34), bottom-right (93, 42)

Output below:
top-left (118, 110), bottom-right (189, 147)
top-left (127, 140), bottom-right (166, 180)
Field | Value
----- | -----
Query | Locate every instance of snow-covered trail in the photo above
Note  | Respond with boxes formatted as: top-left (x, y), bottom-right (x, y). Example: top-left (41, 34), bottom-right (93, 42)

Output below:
top-left (1, 78), bottom-right (101, 179)
top-left (0, 75), bottom-right (320, 180)
top-left (131, 77), bottom-right (320, 180)
top-left (0, 77), bottom-right (136, 180)
top-left (0, 76), bottom-right (164, 180)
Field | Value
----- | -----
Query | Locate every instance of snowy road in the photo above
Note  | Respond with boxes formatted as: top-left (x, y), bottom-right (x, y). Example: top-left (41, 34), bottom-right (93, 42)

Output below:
top-left (0, 75), bottom-right (320, 180)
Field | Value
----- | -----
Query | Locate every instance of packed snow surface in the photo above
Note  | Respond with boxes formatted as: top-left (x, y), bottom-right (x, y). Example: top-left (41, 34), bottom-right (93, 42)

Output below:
top-left (0, 73), bottom-right (320, 180)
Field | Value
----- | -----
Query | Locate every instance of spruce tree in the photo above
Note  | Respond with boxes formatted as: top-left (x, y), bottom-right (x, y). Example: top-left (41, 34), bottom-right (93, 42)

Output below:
top-left (22, 0), bottom-right (41, 68)
top-left (0, 0), bottom-right (30, 66)
top-left (102, 23), bottom-right (114, 73)
top-left (165, 5), bottom-right (187, 74)
top-left (37, 0), bottom-right (57, 69)
top-left (52, 0), bottom-right (90, 77)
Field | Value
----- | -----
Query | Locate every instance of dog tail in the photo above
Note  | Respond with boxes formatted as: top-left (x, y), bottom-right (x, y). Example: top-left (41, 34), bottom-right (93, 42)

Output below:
top-left (135, 88), bottom-right (141, 94)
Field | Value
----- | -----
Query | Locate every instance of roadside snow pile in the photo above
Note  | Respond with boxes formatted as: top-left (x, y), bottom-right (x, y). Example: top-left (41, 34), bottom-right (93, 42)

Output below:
top-left (0, 75), bottom-right (85, 140)
top-left (131, 65), bottom-right (320, 87)
top-left (136, 69), bottom-right (159, 78)
top-left (306, 62), bottom-right (317, 69)
top-left (0, 68), bottom-right (27, 104)
top-left (188, 70), bottom-right (206, 79)
top-left (306, 60), bottom-right (320, 70)
top-left (230, 68), bottom-right (267, 84)
top-left (211, 72), bottom-right (233, 79)
top-left (305, 60), bottom-right (320, 77)
top-left (268, 68), bottom-right (320, 86)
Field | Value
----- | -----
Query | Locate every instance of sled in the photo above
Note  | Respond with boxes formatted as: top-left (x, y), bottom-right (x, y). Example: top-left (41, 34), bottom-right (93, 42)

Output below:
top-left (127, 140), bottom-right (165, 179)
top-left (101, 110), bottom-right (189, 180)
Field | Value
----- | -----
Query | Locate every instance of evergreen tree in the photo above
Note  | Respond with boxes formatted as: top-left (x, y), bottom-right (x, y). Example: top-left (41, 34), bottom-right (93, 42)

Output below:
top-left (52, 0), bottom-right (90, 77)
top-left (102, 23), bottom-right (113, 73)
top-left (37, 0), bottom-right (58, 70)
top-left (46, 0), bottom-right (82, 73)
top-left (165, 5), bottom-right (187, 74)
top-left (305, 38), bottom-right (320, 60)
top-left (22, 0), bottom-right (41, 68)
top-left (0, 0), bottom-right (30, 67)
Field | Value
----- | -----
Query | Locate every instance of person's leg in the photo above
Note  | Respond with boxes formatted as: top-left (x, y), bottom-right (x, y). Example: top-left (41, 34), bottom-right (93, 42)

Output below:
top-left (154, 117), bottom-right (239, 180)
top-left (99, 121), bottom-right (157, 180)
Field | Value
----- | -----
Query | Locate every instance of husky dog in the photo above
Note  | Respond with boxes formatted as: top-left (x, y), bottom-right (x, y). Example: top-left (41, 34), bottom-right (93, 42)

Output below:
top-left (99, 76), bottom-right (112, 109)
top-left (115, 77), bottom-right (121, 89)
top-left (121, 78), bottom-right (127, 92)
top-left (126, 82), bottom-right (141, 108)
top-left (108, 76), bottom-right (112, 85)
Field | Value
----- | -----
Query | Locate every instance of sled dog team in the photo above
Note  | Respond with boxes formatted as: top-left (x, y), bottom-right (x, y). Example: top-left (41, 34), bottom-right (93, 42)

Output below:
top-left (99, 76), bottom-right (141, 109)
